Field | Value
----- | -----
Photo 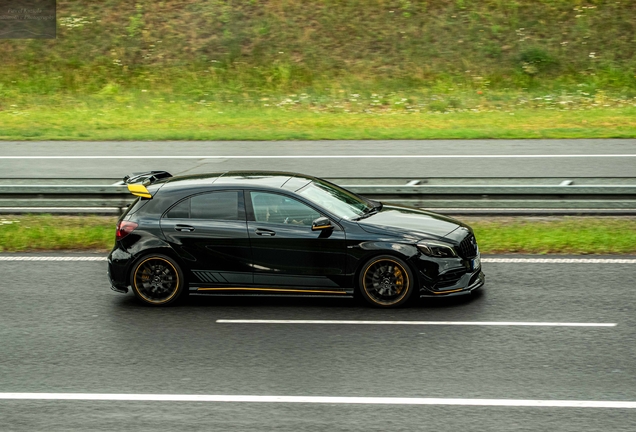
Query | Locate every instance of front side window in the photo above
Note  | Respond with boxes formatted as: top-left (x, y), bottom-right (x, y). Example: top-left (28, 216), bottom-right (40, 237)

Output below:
top-left (251, 192), bottom-right (320, 226)
top-left (165, 191), bottom-right (241, 220)
top-left (296, 180), bottom-right (370, 220)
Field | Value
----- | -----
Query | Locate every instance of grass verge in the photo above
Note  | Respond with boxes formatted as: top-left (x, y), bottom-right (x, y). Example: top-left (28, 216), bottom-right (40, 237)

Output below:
top-left (0, 215), bottom-right (114, 252)
top-left (1, 215), bottom-right (635, 255)
top-left (468, 217), bottom-right (636, 255)
top-left (2, 102), bottom-right (635, 140)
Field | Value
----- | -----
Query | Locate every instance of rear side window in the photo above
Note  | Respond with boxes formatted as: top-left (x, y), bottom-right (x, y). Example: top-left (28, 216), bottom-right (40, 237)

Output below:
top-left (165, 191), bottom-right (241, 221)
top-left (166, 199), bottom-right (190, 218)
top-left (120, 197), bottom-right (149, 220)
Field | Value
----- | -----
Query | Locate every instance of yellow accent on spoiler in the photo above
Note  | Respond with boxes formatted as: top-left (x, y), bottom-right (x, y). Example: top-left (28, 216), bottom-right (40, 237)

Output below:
top-left (127, 184), bottom-right (152, 198)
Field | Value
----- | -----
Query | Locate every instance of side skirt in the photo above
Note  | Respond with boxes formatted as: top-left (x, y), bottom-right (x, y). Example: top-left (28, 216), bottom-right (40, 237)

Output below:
top-left (189, 286), bottom-right (353, 297)
top-left (192, 292), bottom-right (354, 299)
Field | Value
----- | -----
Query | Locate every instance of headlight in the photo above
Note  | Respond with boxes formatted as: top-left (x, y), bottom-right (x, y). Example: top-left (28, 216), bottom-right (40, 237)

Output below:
top-left (417, 240), bottom-right (457, 258)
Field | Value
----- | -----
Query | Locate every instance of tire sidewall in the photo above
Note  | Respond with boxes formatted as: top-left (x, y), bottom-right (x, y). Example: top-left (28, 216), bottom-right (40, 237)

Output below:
top-left (358, 254), bottom-right (415, 308)
top-left (130, 254), bottom-right (186, 306)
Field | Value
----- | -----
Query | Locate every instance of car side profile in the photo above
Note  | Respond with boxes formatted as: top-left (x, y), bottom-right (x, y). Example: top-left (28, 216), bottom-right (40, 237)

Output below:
top-left (107, 171), bottom-right (484, 307)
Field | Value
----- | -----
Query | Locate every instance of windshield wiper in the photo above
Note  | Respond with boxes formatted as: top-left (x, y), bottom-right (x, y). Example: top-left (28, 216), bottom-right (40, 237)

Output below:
top-left (353, 202), bottom-right (383, 220)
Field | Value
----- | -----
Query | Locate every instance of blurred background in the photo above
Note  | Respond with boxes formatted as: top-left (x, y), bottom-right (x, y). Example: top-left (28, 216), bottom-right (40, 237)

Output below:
top-left (1, 0), bottom-right (635, 140)
top-left (1, 1), bottom-right (635, 251)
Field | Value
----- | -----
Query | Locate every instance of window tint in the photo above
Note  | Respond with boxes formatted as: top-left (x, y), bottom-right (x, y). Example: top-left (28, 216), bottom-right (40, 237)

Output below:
top-left (297, 180), bottom-right (370, 220)
top-left (166, 198), bottom-right (190, 218)
top-left (121, 197), bottom-right (150, 218)
top-left (191, 191), bottom-right (239, 220)
top-left (251, 192), bottom-right (320, 226)
top-left (166, 191), bottom-right (240, 220)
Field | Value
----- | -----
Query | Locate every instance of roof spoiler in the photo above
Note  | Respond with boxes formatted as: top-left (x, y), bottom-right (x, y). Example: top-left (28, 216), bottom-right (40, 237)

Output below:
top-left (122, 171), bottom-right (172, 199)
top-left (123, 171), bottom-right (173, 185)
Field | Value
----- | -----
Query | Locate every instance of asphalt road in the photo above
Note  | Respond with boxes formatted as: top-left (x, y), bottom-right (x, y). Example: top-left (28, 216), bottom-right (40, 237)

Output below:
top-left (1, 139), bottom-right (635, 178)
top-left (1, 256), bottom-right (636, 431)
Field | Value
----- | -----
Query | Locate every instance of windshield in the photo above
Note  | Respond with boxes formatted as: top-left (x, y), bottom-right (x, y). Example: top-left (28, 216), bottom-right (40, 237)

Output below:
top-left (297, 180), bottom-right (372, 220)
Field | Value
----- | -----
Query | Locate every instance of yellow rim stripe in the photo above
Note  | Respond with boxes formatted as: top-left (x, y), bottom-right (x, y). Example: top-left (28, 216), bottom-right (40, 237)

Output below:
top-left (133, 257), bottom-right (180, 304)
top-left (362, 258), bottom-right (410, 306)
top-left (127, 184), bottom-right (152, 198)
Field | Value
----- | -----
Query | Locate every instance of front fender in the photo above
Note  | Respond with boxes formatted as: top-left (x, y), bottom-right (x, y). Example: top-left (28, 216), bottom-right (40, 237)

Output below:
top-left (347, 240), bottom-right (419, 275)
top-left (355, 241), bottom-right (419, 257)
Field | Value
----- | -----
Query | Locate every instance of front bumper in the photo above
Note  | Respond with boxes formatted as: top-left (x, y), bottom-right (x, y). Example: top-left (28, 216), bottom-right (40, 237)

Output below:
top-left (412, 249), bottom-right (485, 298)
top-left (109, 283), bottom-right (128, 294)
top-left (419, 269), bottom-right (484, 298)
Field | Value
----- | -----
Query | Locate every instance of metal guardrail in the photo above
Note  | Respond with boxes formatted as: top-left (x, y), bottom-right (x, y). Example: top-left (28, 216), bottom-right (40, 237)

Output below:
top-left (1, 178), bottom-right (636, 215)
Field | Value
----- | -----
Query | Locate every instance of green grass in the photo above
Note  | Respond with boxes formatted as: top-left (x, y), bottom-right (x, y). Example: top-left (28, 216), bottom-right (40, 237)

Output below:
top-left (3, 0), bottom-right (636, 94)
top-left (2, 98), bottom-right (635, 140)
top-left (0, 216), bottom-right (114, 252)
top-left (1, 215), bottom-right (634, 254)
top-left (472, 218), bottom-right (636, 255)
top-left (2, 1), bottom-right (636, 139)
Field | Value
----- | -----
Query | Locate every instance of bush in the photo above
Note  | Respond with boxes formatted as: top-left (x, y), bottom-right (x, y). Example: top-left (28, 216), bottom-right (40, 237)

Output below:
top-left (518, 48), bottom-right (558, 76)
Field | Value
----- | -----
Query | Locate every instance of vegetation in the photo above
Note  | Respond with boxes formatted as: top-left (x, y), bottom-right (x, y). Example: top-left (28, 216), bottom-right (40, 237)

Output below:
top-left (0, 215), bottom-right (113, 252)
top-left (1, 215), bottom-right (634, 254)
top-left (1, 0), bottom-right (635, 139)
top-left (470, 217), bottom-right (636, 255)
top-left (2, 105), bottom-right (634, 140)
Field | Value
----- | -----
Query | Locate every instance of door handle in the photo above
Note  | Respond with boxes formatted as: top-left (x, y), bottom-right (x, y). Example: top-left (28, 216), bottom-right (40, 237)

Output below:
top-left (255, 228), bottom-right (276, 237)
top-left (175, 224), bottom-right (195, 232)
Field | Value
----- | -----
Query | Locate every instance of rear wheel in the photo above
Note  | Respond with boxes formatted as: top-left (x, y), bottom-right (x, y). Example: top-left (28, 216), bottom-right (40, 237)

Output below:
top-left (131, 255), bottom-right (186, 306)
top-left (358, 255), bottom-right (415, 308)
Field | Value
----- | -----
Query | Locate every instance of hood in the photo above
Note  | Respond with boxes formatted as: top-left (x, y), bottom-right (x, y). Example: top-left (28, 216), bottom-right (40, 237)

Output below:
top-left (357, 205), bottom-right (467, 239)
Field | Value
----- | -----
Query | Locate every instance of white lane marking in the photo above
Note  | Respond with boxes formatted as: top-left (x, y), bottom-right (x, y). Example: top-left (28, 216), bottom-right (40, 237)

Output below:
top-left (216, 320), bottom-right (616, 327)
top-left (482, 258), bottom-right (636, 264)
top-left (0, 393), bottom-right (635, 408)
top-left (0, 257), bottom-right (105, 261)
top-left (1, 154), bottom-right (636, 159)
top-left (0, 257), bottom-right (634, 263)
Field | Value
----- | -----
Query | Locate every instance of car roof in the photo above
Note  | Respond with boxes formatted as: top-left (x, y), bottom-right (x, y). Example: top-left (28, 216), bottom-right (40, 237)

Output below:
top-left (161, 171), bottom-right (315, 191)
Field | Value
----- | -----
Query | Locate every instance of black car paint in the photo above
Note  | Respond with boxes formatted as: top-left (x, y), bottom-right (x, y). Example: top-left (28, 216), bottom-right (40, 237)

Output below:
top-left (108, 172), bottom-right (484, 298)
top-left (357, 205), bottom-right (468, 238)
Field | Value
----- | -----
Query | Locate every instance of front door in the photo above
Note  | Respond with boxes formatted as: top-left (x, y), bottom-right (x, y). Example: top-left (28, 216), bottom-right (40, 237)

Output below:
top-left (246, 191), bottom-right (347, 289)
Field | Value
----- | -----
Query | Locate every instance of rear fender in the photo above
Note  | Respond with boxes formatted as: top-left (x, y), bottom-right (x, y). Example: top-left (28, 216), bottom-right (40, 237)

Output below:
top-left (126, 246), bottom-right (187, 287)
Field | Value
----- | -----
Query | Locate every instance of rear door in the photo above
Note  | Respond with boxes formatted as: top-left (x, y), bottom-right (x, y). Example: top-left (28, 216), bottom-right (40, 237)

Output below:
top-left (160, 190), bottom-right (253, 287)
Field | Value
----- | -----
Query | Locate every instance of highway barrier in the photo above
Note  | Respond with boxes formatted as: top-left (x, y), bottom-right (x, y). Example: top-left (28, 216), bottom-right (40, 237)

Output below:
top-left (1, 177), bottom-right (635, 215)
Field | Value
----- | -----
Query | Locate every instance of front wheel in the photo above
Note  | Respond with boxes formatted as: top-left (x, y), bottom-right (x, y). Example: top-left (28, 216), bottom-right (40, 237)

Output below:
top-left (131, 254), bottom-right (186, 306)
top-left (358, 255), bottom-right (415, 308)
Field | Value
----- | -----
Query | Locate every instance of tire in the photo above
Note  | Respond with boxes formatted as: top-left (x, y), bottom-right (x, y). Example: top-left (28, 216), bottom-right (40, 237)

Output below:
top-left (130, 254), bottom-right (186, 306)
top-left (358, 255), bottom-right (415, 308)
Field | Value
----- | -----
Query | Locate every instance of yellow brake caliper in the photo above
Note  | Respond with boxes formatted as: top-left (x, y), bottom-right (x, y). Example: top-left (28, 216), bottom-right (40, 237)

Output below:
top-left (393, 266), bottom-right (404, 294)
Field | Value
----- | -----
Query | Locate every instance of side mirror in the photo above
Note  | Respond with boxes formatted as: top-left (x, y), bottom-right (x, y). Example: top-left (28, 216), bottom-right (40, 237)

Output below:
top-left (312, 216), bottom-right (333, 231)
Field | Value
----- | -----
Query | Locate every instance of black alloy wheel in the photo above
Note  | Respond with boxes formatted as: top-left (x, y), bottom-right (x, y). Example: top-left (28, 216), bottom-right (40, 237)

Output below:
top-left (131, 255), bottom-right (185, 306)
top-left (359, 255), bottom-right (415, 307)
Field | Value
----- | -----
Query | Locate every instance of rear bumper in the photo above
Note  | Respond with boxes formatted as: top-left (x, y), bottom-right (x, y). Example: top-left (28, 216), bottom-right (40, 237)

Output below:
top-left (107, 247), bottom-right (132, 293)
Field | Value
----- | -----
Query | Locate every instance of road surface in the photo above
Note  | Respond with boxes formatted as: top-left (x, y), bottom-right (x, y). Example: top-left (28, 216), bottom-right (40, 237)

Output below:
top-left (1, 255), bottom-right (635, 431)
top-left (1, 139), bottom-right (635, 178)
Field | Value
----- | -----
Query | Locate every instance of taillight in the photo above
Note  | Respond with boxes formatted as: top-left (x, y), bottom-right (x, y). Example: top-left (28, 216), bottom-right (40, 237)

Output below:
top-left (116, 220), bottom-right (138, 240)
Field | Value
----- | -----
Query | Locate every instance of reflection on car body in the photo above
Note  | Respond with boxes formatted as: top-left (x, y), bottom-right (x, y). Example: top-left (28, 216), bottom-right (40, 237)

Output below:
top-left (107, 171), bottom-right (484, 308)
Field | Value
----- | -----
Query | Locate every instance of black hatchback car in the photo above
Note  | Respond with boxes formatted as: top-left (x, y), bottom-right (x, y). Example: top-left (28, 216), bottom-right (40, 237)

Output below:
top-left (108, 171), bottom-right (484, 307)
